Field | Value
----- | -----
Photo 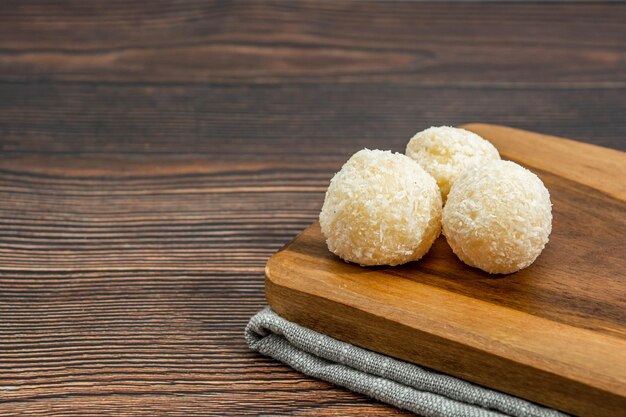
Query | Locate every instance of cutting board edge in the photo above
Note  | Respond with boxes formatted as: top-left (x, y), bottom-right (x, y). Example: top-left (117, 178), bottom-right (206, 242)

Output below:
top-left (265, 254), bottom-right (626, 417)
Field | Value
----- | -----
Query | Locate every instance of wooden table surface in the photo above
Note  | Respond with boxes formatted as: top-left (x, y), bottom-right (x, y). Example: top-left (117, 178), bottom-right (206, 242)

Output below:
top-left (1, 2), bottom-right (624, 416)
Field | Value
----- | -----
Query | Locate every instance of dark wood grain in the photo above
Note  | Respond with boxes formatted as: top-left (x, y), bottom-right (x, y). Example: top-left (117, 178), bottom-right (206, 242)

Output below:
top-left (1, 83), bottom-right (625, 157)
top-left (0, 1), bottom-right (625, 416)
top-left (1, 1), bottom-right (625, 85)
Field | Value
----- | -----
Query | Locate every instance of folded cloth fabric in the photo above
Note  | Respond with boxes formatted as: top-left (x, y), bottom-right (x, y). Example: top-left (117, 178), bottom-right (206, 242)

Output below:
top-left (246, 308), bottom-right (568, 417)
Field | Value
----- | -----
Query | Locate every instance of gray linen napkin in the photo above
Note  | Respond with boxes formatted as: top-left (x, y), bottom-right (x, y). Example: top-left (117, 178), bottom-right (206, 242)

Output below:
top-left (245, 307), bottom-right (569, 417)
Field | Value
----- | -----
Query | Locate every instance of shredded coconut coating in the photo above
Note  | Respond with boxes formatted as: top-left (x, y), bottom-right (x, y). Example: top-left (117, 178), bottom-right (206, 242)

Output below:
top-left (406, 126), bottom-right (500, 202)
top-left (443, 160), bottom-right (552, 274)
top-left (320, 149), bottom-right (442, 266)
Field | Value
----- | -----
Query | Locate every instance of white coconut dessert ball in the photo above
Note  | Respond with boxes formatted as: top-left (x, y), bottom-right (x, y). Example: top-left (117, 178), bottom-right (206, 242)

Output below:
top-left (406, 126), bottom-right (500, 202)
top-left (319, 149), bottom-right (442, 266)
top-left (443, 160), bottom-right (552, 274)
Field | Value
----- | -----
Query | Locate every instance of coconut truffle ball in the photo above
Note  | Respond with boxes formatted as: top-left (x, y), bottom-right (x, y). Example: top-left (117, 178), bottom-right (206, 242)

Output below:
top-left (442, 160), bottom-right (552, 274)
top-left (319, 149), bottom-right (442, 266)
top-left (406, 126), bottom-right (500, 202)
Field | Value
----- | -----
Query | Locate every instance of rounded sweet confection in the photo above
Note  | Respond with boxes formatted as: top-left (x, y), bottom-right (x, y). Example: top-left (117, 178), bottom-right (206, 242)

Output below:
top-left (406, 126), bottom-right (500, 202)
top-left (442, 160), bottom-right (552, 274)
top-left (319, 149), bottom-right (442, 266)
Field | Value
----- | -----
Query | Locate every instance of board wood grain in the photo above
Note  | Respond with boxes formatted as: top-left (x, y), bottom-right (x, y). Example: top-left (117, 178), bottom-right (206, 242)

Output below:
top-left (266, 124), bottom-right (626, 417)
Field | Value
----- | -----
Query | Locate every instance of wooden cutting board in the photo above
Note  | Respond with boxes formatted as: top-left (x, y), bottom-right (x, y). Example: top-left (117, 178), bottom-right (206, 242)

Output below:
top-left (265, 124), bottom-right (626, 417)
